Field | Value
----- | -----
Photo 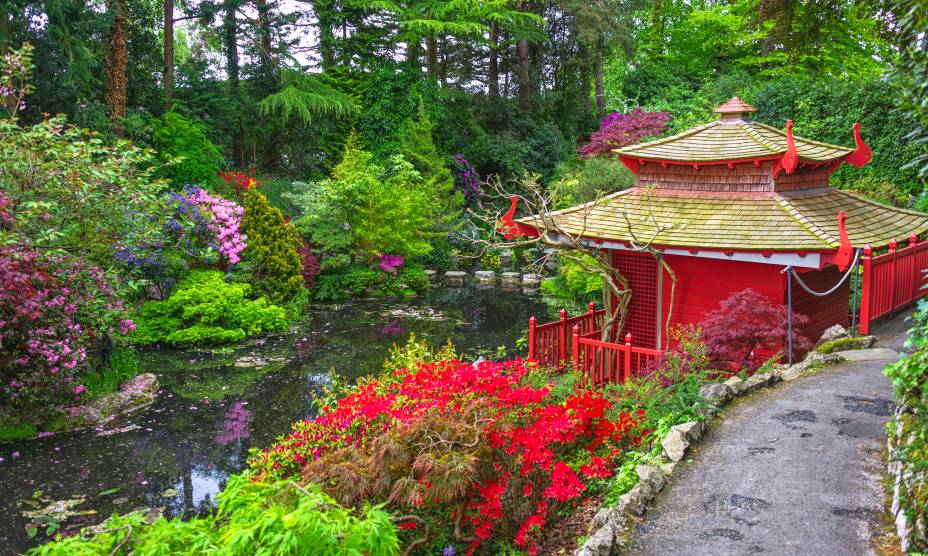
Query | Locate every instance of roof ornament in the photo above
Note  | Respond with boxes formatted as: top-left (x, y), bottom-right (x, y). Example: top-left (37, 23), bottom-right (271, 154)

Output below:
top-left (498, 196), bottom-right (538, 240)
top-left (835, 210), bottom-right (854, 271)
top-left (781, 119), bottom-right (799, 175)
top-left (714, 97), bottom-right (756, 121)
top-left (845, 122), bottom-right (872, 168)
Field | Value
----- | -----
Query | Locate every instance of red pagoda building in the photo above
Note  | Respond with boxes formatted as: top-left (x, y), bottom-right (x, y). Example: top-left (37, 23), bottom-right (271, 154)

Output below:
top-left (509, 98), bottom-right (928, 379)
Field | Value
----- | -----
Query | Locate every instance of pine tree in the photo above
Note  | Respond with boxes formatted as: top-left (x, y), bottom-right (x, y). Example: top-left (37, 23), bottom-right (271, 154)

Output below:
top-left (398, 97), bottom-right (461, 219)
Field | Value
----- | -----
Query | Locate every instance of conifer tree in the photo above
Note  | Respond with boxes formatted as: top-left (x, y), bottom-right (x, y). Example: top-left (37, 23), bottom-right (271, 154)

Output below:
top-left (398, 98), bottom-right (461, 220)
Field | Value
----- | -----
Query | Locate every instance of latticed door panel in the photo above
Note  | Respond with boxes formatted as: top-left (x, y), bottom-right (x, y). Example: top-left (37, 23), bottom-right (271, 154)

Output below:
top-left (611, 250), bottom-right (658, 348)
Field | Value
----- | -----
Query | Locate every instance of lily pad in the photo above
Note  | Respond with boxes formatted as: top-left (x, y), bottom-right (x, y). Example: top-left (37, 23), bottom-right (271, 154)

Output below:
top-left (160, 488), bottom-right (179, 498)
top-left (112, 497), bottom-right (128, 506)
top-left (99, 488), bottom-right (120, 496)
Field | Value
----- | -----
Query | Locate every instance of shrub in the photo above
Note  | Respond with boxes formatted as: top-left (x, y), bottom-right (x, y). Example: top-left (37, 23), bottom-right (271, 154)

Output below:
top-left (130, 270), bottom-right (287, 347)
top-left (578, 108), bottom-right (671, 158)
top-left (312, 266), bottom-right (430, 301)
top-left (298, 243), bottom-right (321, 288)
top-left (249, 357), bottom-right (647, 555)
top-left (700, 288), bottom-right (811, 369)
top-left (0, 244), bottom-right (134, 416)
top-left (29, 474), bottom-right (400, 556)
top-left (242, 188), bottom-right (304, 303)
top-left (151, 111), bottom-right (222, 189)
top-left (553, 156), bottom-right (636, 208)
top-left (540, 255), bottom-right (603, 303)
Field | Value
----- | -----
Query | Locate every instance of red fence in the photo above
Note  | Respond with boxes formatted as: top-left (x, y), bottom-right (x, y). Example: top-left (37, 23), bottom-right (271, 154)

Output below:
top-left (573, 329), bottom-right (663, 387)
top-left (527, 305), bottom-right (665, 385)
top-left (528, 303), bottom-right (605, 370)
top-left (860, 235), bottom-right (928, 334)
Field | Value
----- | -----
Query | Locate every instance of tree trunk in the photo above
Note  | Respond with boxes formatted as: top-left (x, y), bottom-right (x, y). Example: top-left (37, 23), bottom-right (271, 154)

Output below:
top-left (255, 0), bottom-right (273, 79)
top-left (439, 35), bottom-right (448, 88)
top-left (316, 0), bottom-right (335, 70)
top-left (425, 34), bottom-right (438, 79)
top-left (224, 0), bottom-right (245, 167)
top-left (488, 21), bottom-right (499, 97)
top-left (105, 0), bottom-right (127, 135)
top-left (0, 7), bottom-right (14, 116)
top-left (516, 37), bottom-right (530, 107)
top-left (594, 49), bottom-right (605, 117)
top-left (164, 0), bottom-right (174, 109)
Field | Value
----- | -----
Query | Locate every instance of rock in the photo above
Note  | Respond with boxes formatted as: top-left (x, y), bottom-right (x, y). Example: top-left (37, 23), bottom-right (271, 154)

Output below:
top-left (699, 382), bottom-right (730, 406)
top-left (577, 525), bottom-right (618, 556)
top-left (741, 374), bottom-right (767, 394)
top-left (755, 371), bottom-right (779, 385)
top-left (637, 464), bottom-right (666, 493)
top-left (838, 348), bottom-right (900, 362)
top-left (620, 483), bottom-right (654, 515)
top-left (778, 366), bottom-right (802, 381)
top-left (661, 427), bottom-right (690, 462)
top-left (723, 376), bottom-right (745, 396)
top-left (474, 270), bottom-right (496, 282)
top-left (522, 273), bottom-right (542, 286)
top-left (424, 269), bottom-right (437, 282)
top-left (69, 374), bottom-right (159, 430)
top-left (675, 421), bottom-right (705, 442)
top-left (816, 324), bottom-right (848, 345)
top-left (500, 250), bottom-right (513, 267)
top-left (590, 506), bottom-right (626, 532)
top-left (501, 271), bottom-right (521, 283)
top-left (444, 271), bottom-right (466, 286)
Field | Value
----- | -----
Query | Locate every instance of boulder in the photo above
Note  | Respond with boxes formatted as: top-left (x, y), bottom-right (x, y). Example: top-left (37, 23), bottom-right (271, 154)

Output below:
top-left (499, 250), bottom-right (513, 268)
top-left (444, 271), bottom-right (466, 286)
top-left (590, 506), bottom-right (626, 532)
top-left (699, 382), bottom-right (730, 406)
top-left (637, 464), bottom-right (666, 493)
top-left (522, 273), bottom-right (542, 286)
top-left (816, 324), bottom-right (849, 346)
top-left (424, 269), bottom-right (437, 282)
top-left (740, 374), bottom-right (768, 394)
top-left (577, 525), bottom-right (618, 556)
top-left (619, 483), bottom-right (651, 515)
top-left (675, 420), bottom-right (705, 442)
top-left (723, 376), bottom-right (745, 396)
top-left (501, 271), bottom-right (521, 283)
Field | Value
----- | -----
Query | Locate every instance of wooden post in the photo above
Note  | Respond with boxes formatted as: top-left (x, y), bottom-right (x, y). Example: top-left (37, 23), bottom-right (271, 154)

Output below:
top-left (588, 301), bottom-right (596, 335)
top-left (911, 234), bottom-right (919, 303)
top-left (889, 239), bottom-right (898, 314)
top-left (558, 309), bottom-right (567, 365)
top-left (528, 316), bottom-right (536, 362)
top-left (624, 332), bottom-right (632, 381)
top-left (572, 324), bottom-right (581, 385)
top-left (860, 246), bottom-right (872, 335)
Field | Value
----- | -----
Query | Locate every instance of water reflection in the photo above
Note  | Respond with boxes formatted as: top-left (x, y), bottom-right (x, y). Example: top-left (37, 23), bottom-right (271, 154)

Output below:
top-left (0, 285), bottom-right (554, 554)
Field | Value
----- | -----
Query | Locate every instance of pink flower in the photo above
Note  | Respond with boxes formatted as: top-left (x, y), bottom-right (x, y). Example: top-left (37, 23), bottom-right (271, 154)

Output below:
top-left (74, 384), bottom-right (85, 396)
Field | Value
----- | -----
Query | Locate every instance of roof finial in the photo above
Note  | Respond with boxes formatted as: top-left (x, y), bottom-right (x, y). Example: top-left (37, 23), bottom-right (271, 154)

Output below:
top-left (715, 97), bottom-right (756, 121)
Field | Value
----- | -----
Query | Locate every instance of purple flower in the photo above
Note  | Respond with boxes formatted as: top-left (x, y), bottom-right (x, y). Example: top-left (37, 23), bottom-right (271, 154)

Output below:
top-left (74, 384), bottom-right (85, 396)
top-left (378, 254), bottom-right (404, 274)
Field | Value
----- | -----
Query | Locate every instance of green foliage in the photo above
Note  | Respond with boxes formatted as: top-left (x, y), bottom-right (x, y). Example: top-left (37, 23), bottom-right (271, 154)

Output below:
top-left (398, 98), bottom-right (462, 222)
top-left (382, 334), bottom-right (458, 375)
top-left (288, 135), bottom-right (445, 265)
top-left (541, 255), bottom-right (603, 303)
top-left (151, 112), bottom-right (222, 189)
top-left (78, 347), bottom-right (140, 399)
top-left (130, 271), bottom-right (288, 347)
top-left (892, 0), bottom-right (928, 180)
top-left (29, 474), bottom-right (400, 556)
top-left (313, 266), bottom-right (430, 301)
top-left (258, 70), bottom-right (358, 125)
top-left (815, 336), bottom-right (873, 354)
top-left (0, 116), bottom-right (167, 266)
top-left (242, 189), bottom-right (304, 303)
top-left (553, 156), bottom-right (636, 208)
top-left (0, 420), bottom-right (38, 443)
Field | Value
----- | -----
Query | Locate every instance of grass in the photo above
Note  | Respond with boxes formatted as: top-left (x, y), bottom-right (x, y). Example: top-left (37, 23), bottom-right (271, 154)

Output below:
top-left (78, 346), bottom-right (140, 398)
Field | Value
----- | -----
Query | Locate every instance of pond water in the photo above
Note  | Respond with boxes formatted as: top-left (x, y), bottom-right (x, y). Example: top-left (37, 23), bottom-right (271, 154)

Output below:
top-left (0, 285), bottom-right (556, 555)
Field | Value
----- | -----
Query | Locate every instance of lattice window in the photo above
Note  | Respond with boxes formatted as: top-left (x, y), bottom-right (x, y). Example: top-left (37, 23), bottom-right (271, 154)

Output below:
top-left (611, 251), bottom-right (658, 348)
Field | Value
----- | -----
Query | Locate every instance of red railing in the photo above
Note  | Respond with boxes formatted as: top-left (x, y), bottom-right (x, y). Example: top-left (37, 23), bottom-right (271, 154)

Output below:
top-left (527, 305), bottom-right (664, 385)
top-left (572, 328), bottom-right (664, 387)
top-left (527, 302), bottom-right (605, 370)
top-left (860, 235), bottom-right (928, 334)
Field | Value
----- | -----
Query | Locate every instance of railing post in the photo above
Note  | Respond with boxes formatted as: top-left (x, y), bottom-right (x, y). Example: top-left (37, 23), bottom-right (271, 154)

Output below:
top-left (860, 245), bottom-right (872, 335)
top-left (889, 239), bottom-right (898, 314)
top-left (528, 316), bottom-right (537, 362)
top-left (911, 234), bottom-right (919, 303)
top-left (624, 333), bottom-right (632, 381)
top-left (558, 309), bottom-right (567, 366)
top-left (572, 324), bottom-right (581, 385)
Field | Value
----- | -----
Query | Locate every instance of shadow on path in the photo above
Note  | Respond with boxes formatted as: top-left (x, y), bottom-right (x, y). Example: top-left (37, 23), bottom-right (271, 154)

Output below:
top-left (630, 314), bottom-right (909, 556)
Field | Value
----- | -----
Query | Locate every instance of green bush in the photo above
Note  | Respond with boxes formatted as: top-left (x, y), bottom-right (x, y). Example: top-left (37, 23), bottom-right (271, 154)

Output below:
top-left (130, 270), bottom-right (288, 347)
top-left (540, 255), bottom-right (603, 303)
top-left (553, 156), bottom-right (636, 208)
top-left (313, 265), bottom-right (430, 301)
top-left (242, 188), bottom-right (305, 303)
top-left (151, 111), bottom-right (222, 188)
top-left (29, 474), bottom-right (400, 556)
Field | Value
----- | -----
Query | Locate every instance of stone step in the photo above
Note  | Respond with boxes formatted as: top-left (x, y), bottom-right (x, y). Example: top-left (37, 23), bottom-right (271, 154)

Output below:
top-left (838, 348), bottom-right (900, 362)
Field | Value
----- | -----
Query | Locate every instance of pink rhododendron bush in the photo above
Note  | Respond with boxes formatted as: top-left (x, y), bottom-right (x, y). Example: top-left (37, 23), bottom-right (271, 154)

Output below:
top-left (0, 243), bottom-right (134, 416)
top-left (249, 354), bottom-right (649, 555)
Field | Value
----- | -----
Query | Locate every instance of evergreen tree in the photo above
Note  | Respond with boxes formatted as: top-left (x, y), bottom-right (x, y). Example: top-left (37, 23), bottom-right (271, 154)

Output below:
top-left (398, 98), bottom-right (457, 204)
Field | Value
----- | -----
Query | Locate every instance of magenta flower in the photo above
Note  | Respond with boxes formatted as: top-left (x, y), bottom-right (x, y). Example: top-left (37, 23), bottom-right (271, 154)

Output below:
top-left (74, 384), bottom-right (85, 396)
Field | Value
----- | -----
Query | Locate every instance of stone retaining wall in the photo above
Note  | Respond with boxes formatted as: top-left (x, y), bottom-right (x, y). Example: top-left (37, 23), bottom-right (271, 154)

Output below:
top-left (887, 402), bottom-right (928, 552)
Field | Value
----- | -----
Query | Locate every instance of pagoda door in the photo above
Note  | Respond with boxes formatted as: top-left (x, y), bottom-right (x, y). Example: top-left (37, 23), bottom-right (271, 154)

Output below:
top-left (611, 251), bottom-right (659, 349)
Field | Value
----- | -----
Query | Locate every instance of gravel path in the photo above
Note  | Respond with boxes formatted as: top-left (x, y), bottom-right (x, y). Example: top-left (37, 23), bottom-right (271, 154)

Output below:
top-left (630, 317), bottom-right (908, 556)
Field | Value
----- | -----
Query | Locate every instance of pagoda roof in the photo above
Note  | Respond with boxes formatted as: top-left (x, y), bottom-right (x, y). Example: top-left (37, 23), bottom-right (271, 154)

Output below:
top-left (516, 188), bottom-right (928, 252)
top-left (614, 119), bottom-right (853, 164)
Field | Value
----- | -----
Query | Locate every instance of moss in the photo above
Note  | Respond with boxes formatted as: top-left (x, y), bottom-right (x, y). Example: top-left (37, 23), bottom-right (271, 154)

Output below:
top-left (815, 336), bottom-right (872, 354)
top-left (0, 420), bottom-right (37, 443)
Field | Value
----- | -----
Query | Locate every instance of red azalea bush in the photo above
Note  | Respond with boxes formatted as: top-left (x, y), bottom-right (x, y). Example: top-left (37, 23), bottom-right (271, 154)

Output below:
top-left (249, 358), bottom-right (647, 554)
top-left (0, 243), bottom-right (134, 413)
top-left (700, 288), bottom-right (811, 370)
top-left (219, 170), bottom-right (261, 195)
top-left (578, 108), bottom-right (671, 158)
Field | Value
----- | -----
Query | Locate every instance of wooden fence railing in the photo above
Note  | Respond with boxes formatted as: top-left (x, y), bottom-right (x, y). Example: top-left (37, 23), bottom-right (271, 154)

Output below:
top-left (573, 328), bottom-right (664, 387)
top-left (527, 303), bottom-right (605, 370)
top-left (527, 305), bottom-right (665, 385)
top-left (860, 235), bottom-right (928, 334)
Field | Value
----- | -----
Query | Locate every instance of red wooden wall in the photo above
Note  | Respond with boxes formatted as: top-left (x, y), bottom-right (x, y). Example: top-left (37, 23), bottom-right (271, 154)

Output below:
top-left (789, 265), bottom-right (850, 345)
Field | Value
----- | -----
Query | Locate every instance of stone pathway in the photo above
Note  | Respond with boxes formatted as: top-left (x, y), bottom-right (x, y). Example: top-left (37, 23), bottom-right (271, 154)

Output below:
top-left (631, 317), bottom-right (908, 556)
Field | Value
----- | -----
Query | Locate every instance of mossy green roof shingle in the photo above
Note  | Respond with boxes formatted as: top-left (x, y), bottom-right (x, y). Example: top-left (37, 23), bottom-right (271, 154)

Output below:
top-left (517, 188), bottom-right (928, 251)
top-left (614, 120), bottom-right (853, 163)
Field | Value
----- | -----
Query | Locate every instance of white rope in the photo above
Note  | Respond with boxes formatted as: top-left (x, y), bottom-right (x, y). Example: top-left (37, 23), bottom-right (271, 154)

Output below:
top-left (788, 249), bottom-right (862, 297)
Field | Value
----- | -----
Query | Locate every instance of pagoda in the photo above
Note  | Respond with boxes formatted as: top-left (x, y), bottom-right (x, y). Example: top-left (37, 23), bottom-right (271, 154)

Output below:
top-left (508, 98), bottom-right (928, 353)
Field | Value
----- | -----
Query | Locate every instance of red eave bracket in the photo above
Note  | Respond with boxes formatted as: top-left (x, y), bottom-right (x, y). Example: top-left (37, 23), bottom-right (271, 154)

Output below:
top-left (619, 156), bottom-right (639, 175)
top-left (845, 122), bottom-right (872, 168)
top-left (833, 210), bottom-right (854, 271)
top-left (780, 119), bottom-right (799, 176)
top-left (498, 196), bottom-right (540, 240)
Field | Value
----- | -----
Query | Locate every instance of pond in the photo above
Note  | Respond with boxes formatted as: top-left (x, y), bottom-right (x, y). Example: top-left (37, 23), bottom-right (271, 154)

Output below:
top-left (0, 285), bottom-right (556, 555)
